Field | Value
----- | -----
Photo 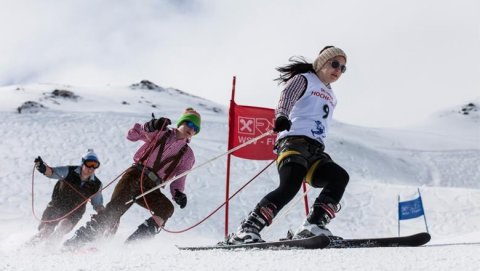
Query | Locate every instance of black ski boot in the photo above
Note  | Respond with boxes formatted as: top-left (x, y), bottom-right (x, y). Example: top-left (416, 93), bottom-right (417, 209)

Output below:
top-left (293, 202), bottom-right (340, 239)
top-left (227, 199), bottom-right (277, 245)
top-left (125, 217), bottom-right (160, 243)
top-left (63, 215), bottom-right (102, 249)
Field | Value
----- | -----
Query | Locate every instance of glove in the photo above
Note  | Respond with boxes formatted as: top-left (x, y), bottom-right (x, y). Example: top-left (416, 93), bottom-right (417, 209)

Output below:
top-left (173, 189), bottom-right (187, 209)
top-left (144, 117), bottom-right (172, 132)
top-left (34, 156), bottom-right (47, 174)
top-left (273, 115), bottom-right (291, 132)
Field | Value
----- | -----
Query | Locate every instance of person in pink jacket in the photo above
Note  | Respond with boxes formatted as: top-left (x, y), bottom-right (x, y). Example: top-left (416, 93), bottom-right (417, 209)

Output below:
top-left (64, 108), bottom-right (201, 248)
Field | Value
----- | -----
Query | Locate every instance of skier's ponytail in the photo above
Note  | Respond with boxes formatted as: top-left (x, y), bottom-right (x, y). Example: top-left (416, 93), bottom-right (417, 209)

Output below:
top-left (274, 56), bottom-right (315, 84)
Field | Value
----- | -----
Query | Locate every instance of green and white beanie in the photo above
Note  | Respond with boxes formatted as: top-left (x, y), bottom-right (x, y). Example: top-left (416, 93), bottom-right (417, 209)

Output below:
top-left (176, 107), bottom-right (201, 134)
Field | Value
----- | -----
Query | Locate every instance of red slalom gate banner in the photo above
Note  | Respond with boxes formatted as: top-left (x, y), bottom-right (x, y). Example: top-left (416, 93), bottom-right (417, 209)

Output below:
top-left (228, 102), bottom-right (277, 160)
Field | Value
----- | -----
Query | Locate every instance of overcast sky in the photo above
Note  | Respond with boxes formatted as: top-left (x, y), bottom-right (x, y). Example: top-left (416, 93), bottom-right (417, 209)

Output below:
top-left (1, 0), bottom-right (479, 127)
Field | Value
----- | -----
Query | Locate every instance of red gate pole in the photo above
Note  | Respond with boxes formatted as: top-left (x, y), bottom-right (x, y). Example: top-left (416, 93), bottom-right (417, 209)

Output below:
top-left (225, 76), bottom-right (237, 237)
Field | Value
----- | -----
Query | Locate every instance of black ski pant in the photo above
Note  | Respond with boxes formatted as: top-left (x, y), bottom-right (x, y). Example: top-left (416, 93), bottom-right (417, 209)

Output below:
top-left (262, 136), bottom-right (349, 212)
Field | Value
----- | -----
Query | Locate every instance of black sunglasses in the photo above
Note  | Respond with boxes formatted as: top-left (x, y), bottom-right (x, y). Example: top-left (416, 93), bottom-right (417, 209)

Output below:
top-left (330, 60), bottom-right (347, 73)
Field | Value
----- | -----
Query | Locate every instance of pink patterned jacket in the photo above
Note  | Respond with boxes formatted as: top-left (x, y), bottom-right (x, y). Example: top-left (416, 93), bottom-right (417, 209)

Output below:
top-left (127, 123), bottom-right (195, 197)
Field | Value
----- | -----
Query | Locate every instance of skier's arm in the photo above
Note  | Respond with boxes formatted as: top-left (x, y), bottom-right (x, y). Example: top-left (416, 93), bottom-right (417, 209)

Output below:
top-left (127, 120), bottom-right (170, 143)
top-left (90, 185), bottom-right (105, 212)
top-left (127, 123), bottom-right (155, 142)
top-left (43, 166), bottom-right (53, 177)
top-left (46, 166), bottom-right (69, 180)
top-left (275, 74), bottom-right (307, 118)
top-left (169, 151), bottom-right (195, 197)
top-left (34, 156), bottom-right (70, 179)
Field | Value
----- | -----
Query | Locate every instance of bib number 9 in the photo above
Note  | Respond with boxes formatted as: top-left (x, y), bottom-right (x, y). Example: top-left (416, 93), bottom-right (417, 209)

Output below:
top-left (322, 105), bottom-right (329, 119)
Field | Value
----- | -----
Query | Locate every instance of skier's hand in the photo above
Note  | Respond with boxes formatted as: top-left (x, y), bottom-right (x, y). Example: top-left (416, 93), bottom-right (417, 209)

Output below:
top-left (273, 116), bottom-right (291, 132)
top-left (34, 156), bottom-right (47, 174)
top-left (144, 117), bottom-right (172, 132)
top-left (173, 189), bottom-right (187, 209)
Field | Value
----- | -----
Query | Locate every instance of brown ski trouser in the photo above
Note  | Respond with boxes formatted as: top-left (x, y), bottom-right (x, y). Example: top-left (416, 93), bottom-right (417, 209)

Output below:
top-left (99, 166), bottom-right (174, 230)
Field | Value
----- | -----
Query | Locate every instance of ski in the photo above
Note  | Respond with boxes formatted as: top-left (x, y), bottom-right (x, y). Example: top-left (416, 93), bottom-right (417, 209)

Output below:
top-left (326, 232), bottom-right (431, 249)
top-left (177, 232), bottom-right (430, 251)
top-left (177, 234), bottom-right (331, 251)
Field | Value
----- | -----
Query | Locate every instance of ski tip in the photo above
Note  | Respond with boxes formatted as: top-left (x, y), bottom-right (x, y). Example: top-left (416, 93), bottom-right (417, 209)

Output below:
top-left (396, 232), bottom-right (431, 246)
top-left (414, 232), bottom-right (431, 245)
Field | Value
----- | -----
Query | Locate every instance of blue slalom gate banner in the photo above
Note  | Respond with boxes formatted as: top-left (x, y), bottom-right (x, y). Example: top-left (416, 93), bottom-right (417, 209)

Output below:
top-left (398, 196), bottom-right (424, 220)
top-left (397, 188), bottom-right (429, 236)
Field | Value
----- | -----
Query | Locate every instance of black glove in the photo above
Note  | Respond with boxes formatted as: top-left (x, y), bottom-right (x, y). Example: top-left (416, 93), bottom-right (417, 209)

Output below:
top-left (34, 156), bottom-right (47, 174)
top-left (273, 115), bottom-right (291, 132)
top-left (173, 189), bottom-right (187, 209)
top-left (144, 117), bottom-right (172, 132)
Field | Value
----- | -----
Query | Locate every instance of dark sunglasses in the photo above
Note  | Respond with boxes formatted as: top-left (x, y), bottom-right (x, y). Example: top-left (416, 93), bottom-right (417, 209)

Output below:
top-left (84, 160), bottom-right (100, 169)
top-left (330, 60), bottom-right (347, 73)
top-left (185, 120), bottom-right (199, 134)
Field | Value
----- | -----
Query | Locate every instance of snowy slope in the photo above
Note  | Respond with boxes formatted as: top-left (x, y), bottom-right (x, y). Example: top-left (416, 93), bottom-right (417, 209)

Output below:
top-left (0, 82), bottom-right (479, 270)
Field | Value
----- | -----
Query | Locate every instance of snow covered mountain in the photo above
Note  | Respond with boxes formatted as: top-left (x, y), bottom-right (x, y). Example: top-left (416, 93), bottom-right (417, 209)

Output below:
top-left (0, 81), bottom-right (479, 270)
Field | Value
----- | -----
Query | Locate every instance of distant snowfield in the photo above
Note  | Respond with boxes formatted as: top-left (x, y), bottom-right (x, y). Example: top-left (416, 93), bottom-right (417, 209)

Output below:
top-left (0, 83), bottom-right (479, 270)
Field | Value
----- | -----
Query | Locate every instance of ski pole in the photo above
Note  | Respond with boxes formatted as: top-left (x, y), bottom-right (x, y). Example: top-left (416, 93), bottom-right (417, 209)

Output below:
top-left (125, 130), bottom-right (274, 205)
